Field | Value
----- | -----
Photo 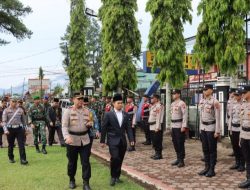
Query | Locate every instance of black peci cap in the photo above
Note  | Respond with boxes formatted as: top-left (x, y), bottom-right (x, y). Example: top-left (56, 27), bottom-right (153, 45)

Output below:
top-left (113, 94), bottom-right (123, 102)
top-left (53, 98), bottom-right (59, 102)
top-left (172, 89), bottom-right (181, 94)
top-left (203, 84), bottom-right (214, 91)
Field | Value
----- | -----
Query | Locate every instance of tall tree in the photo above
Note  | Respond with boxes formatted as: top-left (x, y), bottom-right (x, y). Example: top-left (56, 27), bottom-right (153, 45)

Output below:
top-left (86, 17), bottom-right (102, 89)
top-left (194, 0), bottom-right (250, 75)
top-left (0, 0), bottom-right (32, 45)
top-left (146, 0), bottom-right (192, 88)
top-left (38, 67), bottom-right (44, 99)
top-left (99, 0), bottom-right (141, 93)
top-left (67, 0), bottom-right (88, 91)
top-left (53, 84), bottom-right (64, 96)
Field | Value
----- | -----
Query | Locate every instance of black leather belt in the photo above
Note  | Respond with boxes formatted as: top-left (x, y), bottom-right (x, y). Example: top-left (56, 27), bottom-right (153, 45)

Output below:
top-left (148, 121), bottom-right (156, 125)
top-left (232, 123), bottom-right (240, 128)
top-left (242, 127), bottom-right (250, 132)
top-left (202, 121), bottom-right (216, 125)
top-left (69, 131), bottom-right (88, 136)
top-left (171, 119), bottom-right (183, 123)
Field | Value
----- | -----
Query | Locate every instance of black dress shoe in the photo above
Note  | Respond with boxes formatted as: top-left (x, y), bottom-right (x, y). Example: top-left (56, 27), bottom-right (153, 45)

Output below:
top-left (150, 154), bottom-right (157, 159)
top-left (21, 160), bottom-right (28, 165)
top-left (205, 169), bottom-right (215, 177)
top-left (238, 179), bottom-right (250, 188)
top-left (127, 147), bottom-right (135, 152)
top-left (177, 161), bottom-right (185, 168)
top-left (110, 178), bottom-right (116, 186)
top-left (9, 159), bottom-right (15, 163)
top-left (152, 155), bottom-right (162, 160)
top-left (171, 160), bottom-right (179, 166)
top-left (69, 181), bottom-right (76, 189)
top-left (83, 184), bottom-right (91, 190)
top-left (198, 165), bottom-right (209, 176)
top-left (115, 178), bottom-right (123, 183)
top-left (237, 165), bottom-right (245, 172)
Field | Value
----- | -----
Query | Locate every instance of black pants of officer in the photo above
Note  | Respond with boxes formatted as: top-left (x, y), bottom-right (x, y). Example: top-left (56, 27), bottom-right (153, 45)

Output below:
top-left (48, 125), bottom-right (65, 146)
top-left (67, 143), bottom-right (91, 182)
top-left (7, 127), bottom-right (26, 161)
top-left (241, 138), bottom-right (250, 179)
top-left (141, 120), bottom-right (151, 143)
top-left (200, 130), bottom-right (217, 167)
top-left (172, 128), bottom-right (185, 161)
top-left (232, 131), bottom-right (245, 164)
top-left (151, 130), bottom-right (163, 154)
top-left (0, 128), bottom-right (4, 146)
top-left (109, 140), bottom-right (127, 178)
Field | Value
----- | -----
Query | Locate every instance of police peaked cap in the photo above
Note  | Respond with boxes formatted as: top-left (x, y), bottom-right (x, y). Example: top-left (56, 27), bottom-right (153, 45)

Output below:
top-left (172, 89), bottom-right (181, 94)
top-left (113, 94), bottom-right (123, 102)
top-left (203, 84), bottom-right (214, 90)
top-left (73, 92), bottom-right (84, 98)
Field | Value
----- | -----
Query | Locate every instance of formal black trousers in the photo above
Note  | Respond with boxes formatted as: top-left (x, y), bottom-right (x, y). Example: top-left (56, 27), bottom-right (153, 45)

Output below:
top-left (108, 140), bottom-right (127, 178)
top-left (231, 131), bottom-right (244, 162)
top-left (171, 128), bottom-right (185, 160)
top-left (48, 125), bottom-right (65, 145)
top-left (141, 119), bottom-right (151, 143)
top-left (200, 130), bottom-right (218, 166)
top-left (7, 127), bottom-right (26, 160)
top-left (151, 130), bottom-right (163, 153)
top-left (0, 128), bottom-right (4, 146)
top-left (66, 143), bottom-right (91, 182)
top-left (241, 138), bottom-right (250, 178)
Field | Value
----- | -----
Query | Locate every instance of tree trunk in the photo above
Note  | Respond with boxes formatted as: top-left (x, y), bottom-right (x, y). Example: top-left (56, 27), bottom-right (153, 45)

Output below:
top-left (165, 82), bottom-right (171, 129)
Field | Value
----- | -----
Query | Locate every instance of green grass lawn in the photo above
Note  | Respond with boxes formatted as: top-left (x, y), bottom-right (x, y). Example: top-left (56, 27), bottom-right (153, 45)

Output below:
top-left (0, 146), bottom-right (145, 190)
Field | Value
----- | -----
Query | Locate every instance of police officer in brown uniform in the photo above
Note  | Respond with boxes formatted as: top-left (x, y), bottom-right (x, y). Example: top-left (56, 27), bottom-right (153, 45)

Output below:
top-left (141, 95), bottom-right (151, 145)
top-left (238, 85), bottom-right (250, 189)
top-left (2, 97), bottom-right (28, 165)
top-left (198, 84), bottom-right (221, 177)
top-left (148, 94), bottom-right (164, 160)
top-left (170, 89), bottom-right (187, 168)
top-left (228, 88), bottom-right (245, 172)
top-left (62, 92), bottom-right (93, 190)
top-left (0, 97), bottom-right (8, 148)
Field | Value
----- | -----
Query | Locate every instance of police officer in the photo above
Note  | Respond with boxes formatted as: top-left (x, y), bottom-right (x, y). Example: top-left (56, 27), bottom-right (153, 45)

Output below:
top-left (62, 93), bottom-right (93, 190)
top-left (198, 84), bottom-right (221, 177)
top-left (2, 97), bottom-right (28, 165)
top-left (141, 95), bottom-right (151, 145)
top-left (227, 88), bottom-right (236, 157)
top-left (48, 98), bottom-right (65, 147)
top-left (28, 96), bottom-right (48, 154)
top-left (148, 94), bottom-right (164, 160)
top-left (170, 89), bottom-right (187, 168)
top-left (228, 88), bottom-right (245, 172)
top-left (238, 85), bottom-right (250, 189)
top-left (125, 95), bottom-right (137, 151)
top-left (0, 97), bottom-right (8, 148)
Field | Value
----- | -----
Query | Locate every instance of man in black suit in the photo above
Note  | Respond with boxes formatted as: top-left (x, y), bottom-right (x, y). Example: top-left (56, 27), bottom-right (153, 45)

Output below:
top-left (100, 94), bottom-right (134, 186)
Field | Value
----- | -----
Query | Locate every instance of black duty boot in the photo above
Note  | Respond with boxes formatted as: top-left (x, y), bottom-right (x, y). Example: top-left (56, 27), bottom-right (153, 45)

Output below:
top-left (237, 161), bottom-right (245, 172)
top-left (153, 152), bottom-right (162, 160)
top-left (238, 178), bottom-right (250, 189)
top-left (171, 159), bottom-right (179, 166)
top-left (42, 145), bottom-right (47, 154)
top-left (20, 160), bottom-right (28, 165)
top-left (205, 166), bottom-right (216, 177)
top-left (35, 144), bottom-right (40, 153)
top-left (150, 151), bottom-right (157, 159)
top-left (83, 180), bottom-right (91, 190)
top-left (9, 159), bottom-right (15, 163)
top-left (177, 160), bottom-right (185, 168)
top-left (198, 163), bottom-right (210, 176)
top-left (230, 160), bottom-right (240, 170)
top-left (127, 146), bottom-right (136, 152)
top-left (69, 180), bottom-right (76, 189)
top-left (110, 178), bottom-right (116, 186)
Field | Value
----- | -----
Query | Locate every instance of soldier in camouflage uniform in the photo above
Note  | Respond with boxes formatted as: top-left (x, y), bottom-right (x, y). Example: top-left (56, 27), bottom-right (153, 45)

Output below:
top-left (28, 96), bottom-right (49, 154)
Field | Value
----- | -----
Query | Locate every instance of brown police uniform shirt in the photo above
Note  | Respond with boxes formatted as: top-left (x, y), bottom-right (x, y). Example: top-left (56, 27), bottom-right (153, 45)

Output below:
top-left (171, 99), bottom-right (187, 129)
top-left (240, 101), bottom-right (250, 140)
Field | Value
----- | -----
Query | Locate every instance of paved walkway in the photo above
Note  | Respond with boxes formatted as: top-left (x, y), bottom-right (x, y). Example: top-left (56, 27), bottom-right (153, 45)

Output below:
top-left (91, 129), bottom-right (245, 190)
top-left (0, 129), bottom-right (245, 190)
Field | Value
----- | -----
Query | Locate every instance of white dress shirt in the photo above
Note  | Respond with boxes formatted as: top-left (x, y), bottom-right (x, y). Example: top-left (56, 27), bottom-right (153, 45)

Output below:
top-left (114, 109), bottom-right (123, 127)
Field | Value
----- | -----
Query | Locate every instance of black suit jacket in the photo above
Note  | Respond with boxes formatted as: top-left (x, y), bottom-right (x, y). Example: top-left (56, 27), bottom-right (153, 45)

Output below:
top-left (100, 110), bottom-right (134, 146)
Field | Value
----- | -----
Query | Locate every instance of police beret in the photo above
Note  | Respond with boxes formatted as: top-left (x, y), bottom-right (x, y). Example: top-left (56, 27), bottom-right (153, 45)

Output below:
top-left (33, 96), bottom-right (40, 100)
top-left (73, 92), bottom-right (83, 99)
top-left (229, 88), bottom-right (237, 93)
top-left (43, 95), bottom-right (49, 100)
top-left (83, 97), bottom-right (89, 103)
top-left (53, 98), bottom-right (59, 102)
top-left (172, 89), bottom-right (181, 94)
top-left (241, 85), bottom-right (250, 93)
top-left (203, 84), bottom-right (214, 90)
top-left (113, 94), bottom-right (123, 102)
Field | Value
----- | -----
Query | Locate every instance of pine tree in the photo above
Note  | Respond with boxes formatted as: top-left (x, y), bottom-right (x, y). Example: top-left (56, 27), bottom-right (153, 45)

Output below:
top-left (99, 0), bottom-right (141, 93)
top-left (0, 0), bottom-right (32, 45)
top-left (146, 0), bottom-right (192, 88)
top-left (67, 0), bottom-right (88, 91)
top-left (194, 0), bottom-right (250, 75)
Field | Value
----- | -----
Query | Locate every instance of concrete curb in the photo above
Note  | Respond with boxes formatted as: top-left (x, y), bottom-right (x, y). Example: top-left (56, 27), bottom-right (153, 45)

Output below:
top-left (91, 149), bottom-right (175, 190)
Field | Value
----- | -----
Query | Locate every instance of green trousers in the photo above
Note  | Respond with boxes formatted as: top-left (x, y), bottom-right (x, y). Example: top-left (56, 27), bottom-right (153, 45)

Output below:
top-left (33, 122), bottom-right (47, 146)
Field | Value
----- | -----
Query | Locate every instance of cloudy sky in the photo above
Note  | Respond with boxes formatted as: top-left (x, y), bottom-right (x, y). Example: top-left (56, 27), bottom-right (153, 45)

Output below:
top-left (0, 0), bottom-right (203, 89)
